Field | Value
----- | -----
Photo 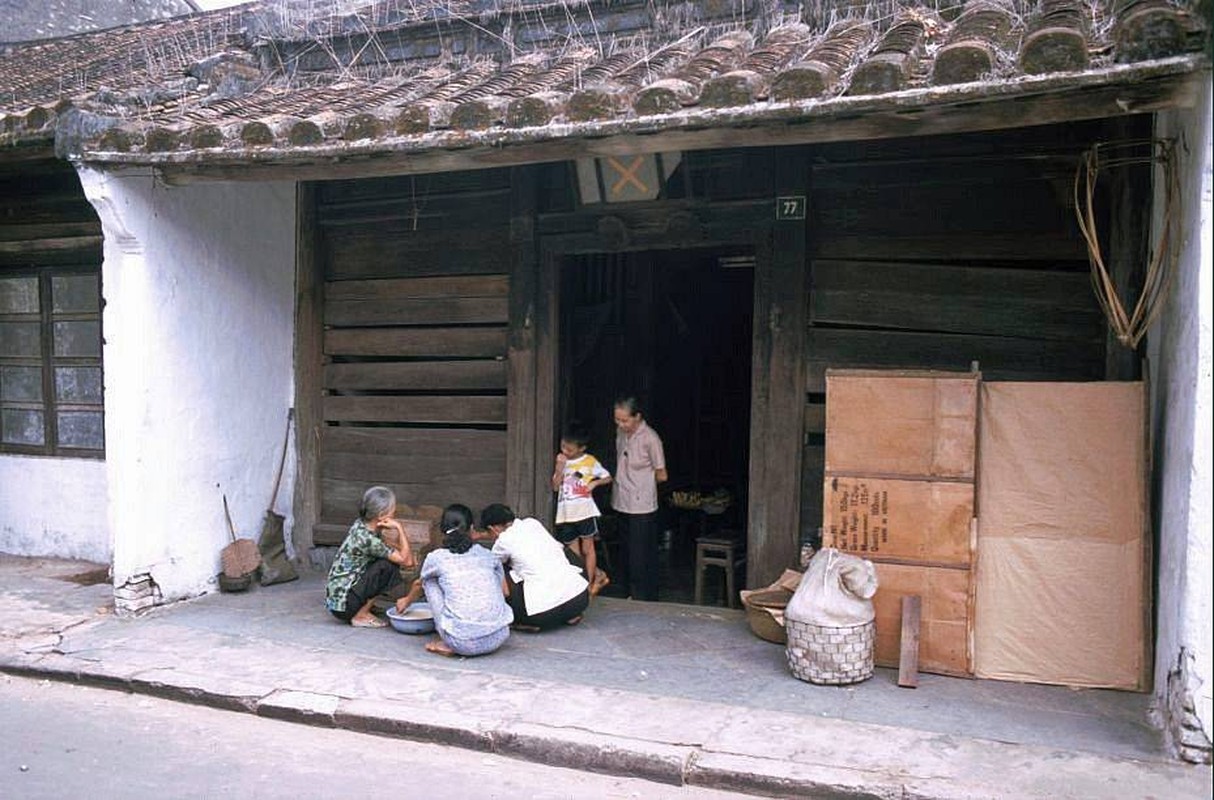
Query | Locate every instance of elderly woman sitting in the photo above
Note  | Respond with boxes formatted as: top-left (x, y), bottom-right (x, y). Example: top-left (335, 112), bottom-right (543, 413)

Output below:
top-left (398, 503), bottom-right (513, 657)
top-left (479, 504), bottom-right (590, 631)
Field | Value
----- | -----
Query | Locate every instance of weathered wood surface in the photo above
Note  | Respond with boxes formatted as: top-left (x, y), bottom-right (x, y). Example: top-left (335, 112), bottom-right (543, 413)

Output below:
top-left (813, 231), bottom-right (1087, 261)
top-left (322, 395), bottom-right (506, 425)
top-left (326, 275), bottom-right (509, 299)
top-left (800, 443), bottom-right (826, 544)
top-left (323, 426), bottom-right (506, 457)
top-left (292, 182), bottom-right (324, 555)
top-left (324, 327), bottom-right (507, 358)
top-left (805, 329), bottom-right (1105, 393)
top-left (811, 260), bottom-right (1102, 342)
top-left (324, 360), bottom-right (507, 391)
top-left (316, 168), bottom-right (512, 204)
top-left (325, 295), bottom-right (508, 326)
top-left (747, 151), bottom-right (807, 589)
top-left (506, 166), bottom-right (541, 518)
top-left (319, 475), bottom-right (505, 529)
top-left (323, 225), bottom-right (511, 279)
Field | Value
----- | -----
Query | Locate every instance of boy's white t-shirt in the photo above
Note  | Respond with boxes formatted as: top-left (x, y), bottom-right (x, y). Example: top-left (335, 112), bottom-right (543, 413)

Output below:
top-left (555, 453), bottom-right (610, 524)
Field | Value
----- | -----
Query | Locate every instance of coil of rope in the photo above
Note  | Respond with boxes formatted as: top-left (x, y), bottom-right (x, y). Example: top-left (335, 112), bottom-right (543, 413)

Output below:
top-left (1073, 139), bottom-right (1180, 351)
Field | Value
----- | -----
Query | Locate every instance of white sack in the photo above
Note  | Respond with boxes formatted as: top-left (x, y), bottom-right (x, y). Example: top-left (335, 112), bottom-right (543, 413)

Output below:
top-left (785, 547), bottom-right (878, 627)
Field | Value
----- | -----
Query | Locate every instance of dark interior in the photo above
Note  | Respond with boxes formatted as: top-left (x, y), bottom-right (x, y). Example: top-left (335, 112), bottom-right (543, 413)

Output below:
top-left (558, 248), bottom-right (754, 603)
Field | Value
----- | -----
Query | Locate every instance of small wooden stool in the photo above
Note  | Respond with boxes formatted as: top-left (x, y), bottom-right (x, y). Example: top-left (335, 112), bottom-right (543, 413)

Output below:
top-left (694, 536), bottom-right (746, 608)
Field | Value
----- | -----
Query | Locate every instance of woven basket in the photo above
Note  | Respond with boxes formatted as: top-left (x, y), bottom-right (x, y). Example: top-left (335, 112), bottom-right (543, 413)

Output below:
top-left (217, 570), bottom-right (254, 593)
top-left (784, 618), bottom-right (875, 685)
top-left (221, 538), bottom-right (261, 579)
top-left (741, 588), bottom-right (793, 644)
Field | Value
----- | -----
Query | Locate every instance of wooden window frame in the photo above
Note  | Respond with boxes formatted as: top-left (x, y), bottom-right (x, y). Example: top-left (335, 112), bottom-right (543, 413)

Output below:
top-left (0, 265), bottom-right (105, 458)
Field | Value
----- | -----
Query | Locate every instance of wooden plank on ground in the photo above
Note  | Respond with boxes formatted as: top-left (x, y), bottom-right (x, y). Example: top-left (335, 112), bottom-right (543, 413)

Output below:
top-left (324, 360), bottom-right (507, 392)
top-left (898, 594), bottom-right (923, 688)
top-left (324, 327), bottom-right (507, 358)
top-left (322, 395), bottom-right (506, 425)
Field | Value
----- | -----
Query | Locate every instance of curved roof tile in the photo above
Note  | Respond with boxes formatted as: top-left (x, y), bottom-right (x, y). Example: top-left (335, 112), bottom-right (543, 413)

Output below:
top-left (0, 0), bottom-right (1206, 166)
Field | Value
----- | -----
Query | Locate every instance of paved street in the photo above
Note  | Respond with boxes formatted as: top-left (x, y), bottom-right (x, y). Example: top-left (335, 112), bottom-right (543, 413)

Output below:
top-left (1, 674), bottom-right (743, 799)
top-left (2, 556), bottom-right (1210, 799)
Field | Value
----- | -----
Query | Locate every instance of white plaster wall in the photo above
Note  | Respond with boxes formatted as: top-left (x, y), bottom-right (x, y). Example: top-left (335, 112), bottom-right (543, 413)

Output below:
top-left (0, 456), bottom-right (109, 562)
top-left (79, 167), bottom-right (297, 603)
top-left (1148, 82), bottom-right (1213, 746)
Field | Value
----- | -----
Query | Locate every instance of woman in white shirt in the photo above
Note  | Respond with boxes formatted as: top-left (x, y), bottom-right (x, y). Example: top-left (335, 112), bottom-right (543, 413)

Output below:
top-left (480, 504), bottom-right (590, 630)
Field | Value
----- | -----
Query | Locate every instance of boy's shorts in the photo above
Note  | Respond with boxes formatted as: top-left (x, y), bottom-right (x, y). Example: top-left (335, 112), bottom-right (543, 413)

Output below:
top-left (554, 517), bottom-right (598, 544)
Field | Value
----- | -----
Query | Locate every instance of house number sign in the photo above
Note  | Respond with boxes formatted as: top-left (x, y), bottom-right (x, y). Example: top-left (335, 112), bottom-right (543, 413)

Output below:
top-left (776, 196), bottom-right (806, 220)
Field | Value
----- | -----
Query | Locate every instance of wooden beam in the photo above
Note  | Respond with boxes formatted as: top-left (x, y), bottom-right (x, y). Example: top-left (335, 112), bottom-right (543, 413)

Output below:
top-left (292, 182), bottom-right (323, 558)
top-left (132, 66), bottom-right (1204, 186)
top-left (506, 166), bottom-right (540, 518)
top-left (748, 151), bottom-right (807, 589)
top-left (898, 594), bottom-right (923, 688)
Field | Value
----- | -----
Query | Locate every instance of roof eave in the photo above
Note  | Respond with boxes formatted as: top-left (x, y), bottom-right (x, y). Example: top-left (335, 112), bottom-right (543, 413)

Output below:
top-left (73, 55), bottom-right (1210, 184)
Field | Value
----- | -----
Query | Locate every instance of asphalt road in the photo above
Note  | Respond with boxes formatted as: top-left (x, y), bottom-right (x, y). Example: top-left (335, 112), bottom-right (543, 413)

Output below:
top-left (1, 673), bottom-right (743, 800)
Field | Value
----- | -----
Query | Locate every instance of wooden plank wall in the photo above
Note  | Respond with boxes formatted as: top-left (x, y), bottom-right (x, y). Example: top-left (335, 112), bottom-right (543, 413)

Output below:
top-left (799, 124), bottom-right (1115, 540)
top-left (0, 155), bottom-right (101, 268)
top-left (314, 170), bottom-right (512, 545)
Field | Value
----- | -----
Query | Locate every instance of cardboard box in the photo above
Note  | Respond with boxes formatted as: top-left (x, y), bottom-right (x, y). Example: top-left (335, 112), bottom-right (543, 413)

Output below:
top-left (872, 562), bottom-right (971, 677)
top-left (823, 476), bottom-right (973, 566)
top-left (824, 369), bottom-right (978, 479)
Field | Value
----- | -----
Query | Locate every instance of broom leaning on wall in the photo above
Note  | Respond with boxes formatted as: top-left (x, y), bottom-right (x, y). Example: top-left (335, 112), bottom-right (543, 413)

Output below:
top-left (259, 408), bottom-right (298, 586)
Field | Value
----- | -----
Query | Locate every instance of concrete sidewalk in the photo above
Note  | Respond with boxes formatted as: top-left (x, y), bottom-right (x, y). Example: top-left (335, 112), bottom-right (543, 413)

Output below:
top-left (1, 555), bottom-right (1210, 799)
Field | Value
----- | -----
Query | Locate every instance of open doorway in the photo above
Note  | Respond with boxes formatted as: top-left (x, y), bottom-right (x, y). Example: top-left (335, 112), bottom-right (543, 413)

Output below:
top-left (557, 248), bottom-right (754, 604)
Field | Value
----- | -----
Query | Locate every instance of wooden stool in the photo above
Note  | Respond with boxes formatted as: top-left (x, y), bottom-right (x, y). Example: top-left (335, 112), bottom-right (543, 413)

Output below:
top-left (694, 536), bottom-right (746, 608)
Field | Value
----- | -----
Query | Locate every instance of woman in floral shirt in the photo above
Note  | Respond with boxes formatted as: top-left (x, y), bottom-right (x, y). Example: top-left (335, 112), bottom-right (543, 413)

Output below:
top-left (325, 486), bottom-right (416, 628)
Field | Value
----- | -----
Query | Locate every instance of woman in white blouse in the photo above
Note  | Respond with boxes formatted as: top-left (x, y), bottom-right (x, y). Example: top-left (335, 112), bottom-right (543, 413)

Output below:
top-left (479, 504), bottom-right (590, 630)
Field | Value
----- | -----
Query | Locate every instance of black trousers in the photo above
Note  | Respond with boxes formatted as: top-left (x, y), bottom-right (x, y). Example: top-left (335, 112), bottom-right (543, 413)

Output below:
top-left (330, 558), bottom-right (402, 622)
top-left (619, 511), bottom-right (659, 601)
top-left (504, 549), bottom-right (590, 629)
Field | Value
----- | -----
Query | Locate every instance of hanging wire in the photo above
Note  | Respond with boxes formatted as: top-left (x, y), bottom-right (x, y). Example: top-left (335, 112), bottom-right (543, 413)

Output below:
top-left (1073, 138), bottom-right (1181, 350)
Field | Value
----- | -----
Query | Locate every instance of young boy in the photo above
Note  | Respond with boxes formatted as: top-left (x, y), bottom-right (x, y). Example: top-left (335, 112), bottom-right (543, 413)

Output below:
top-left (552, 423), bottom-right (612, 595)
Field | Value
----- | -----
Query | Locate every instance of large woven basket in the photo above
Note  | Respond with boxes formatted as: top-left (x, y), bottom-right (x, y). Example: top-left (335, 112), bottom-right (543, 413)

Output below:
top-left (784, 618), bottom-right (875, 685)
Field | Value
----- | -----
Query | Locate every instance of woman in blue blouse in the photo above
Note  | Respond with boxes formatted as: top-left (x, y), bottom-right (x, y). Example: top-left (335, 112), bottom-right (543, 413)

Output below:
top-left (405, 503), bottom-right (513, 657)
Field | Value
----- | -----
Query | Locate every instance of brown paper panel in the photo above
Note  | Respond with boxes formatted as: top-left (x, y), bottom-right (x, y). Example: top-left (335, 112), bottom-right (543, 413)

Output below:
top-left (872, 563), bottom-right (971, 677)
top-left (974, 538), bottom-right (1144, 689)
top-left (825, 370), bottom-right (978, 479)
top-left (977, 382), bottom-right (1145, 544)
top-left (823, 477), bottom-right (974, 566)
top-left (975, 381), bottom-right (1148, 690)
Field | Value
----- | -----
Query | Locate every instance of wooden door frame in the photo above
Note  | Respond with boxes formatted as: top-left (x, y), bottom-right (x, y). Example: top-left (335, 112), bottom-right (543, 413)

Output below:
top-left (508, 196), bottom-right (808, 587)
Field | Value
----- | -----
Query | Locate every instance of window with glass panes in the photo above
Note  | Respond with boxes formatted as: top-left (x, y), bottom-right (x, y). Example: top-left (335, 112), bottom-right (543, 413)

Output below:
top-left (0, 269), bottom-right (104, 456)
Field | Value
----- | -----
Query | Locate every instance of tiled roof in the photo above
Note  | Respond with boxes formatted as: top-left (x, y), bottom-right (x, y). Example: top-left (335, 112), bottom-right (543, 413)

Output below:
top-left (0, 0), bottom-right (1206, 169)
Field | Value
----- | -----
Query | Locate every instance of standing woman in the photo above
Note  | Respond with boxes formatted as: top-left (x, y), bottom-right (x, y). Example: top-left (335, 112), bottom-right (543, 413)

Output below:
top-left (610, 396), bottom-right (668, 601)
top-left (413, 504), bottom-right (513, 657)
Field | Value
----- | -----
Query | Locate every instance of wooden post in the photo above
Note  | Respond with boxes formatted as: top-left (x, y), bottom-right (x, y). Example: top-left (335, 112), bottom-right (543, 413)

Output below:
top-left (1103, 115), bottom-right (1152, 380)
top-left (291, 181), bottom-right (323, 561)
top-left (748, 150), bottom-right (809, 589)
top-left (506, 166), bottom-right (540, 518)
top-left (898, 594), bottom-right (922, 688)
